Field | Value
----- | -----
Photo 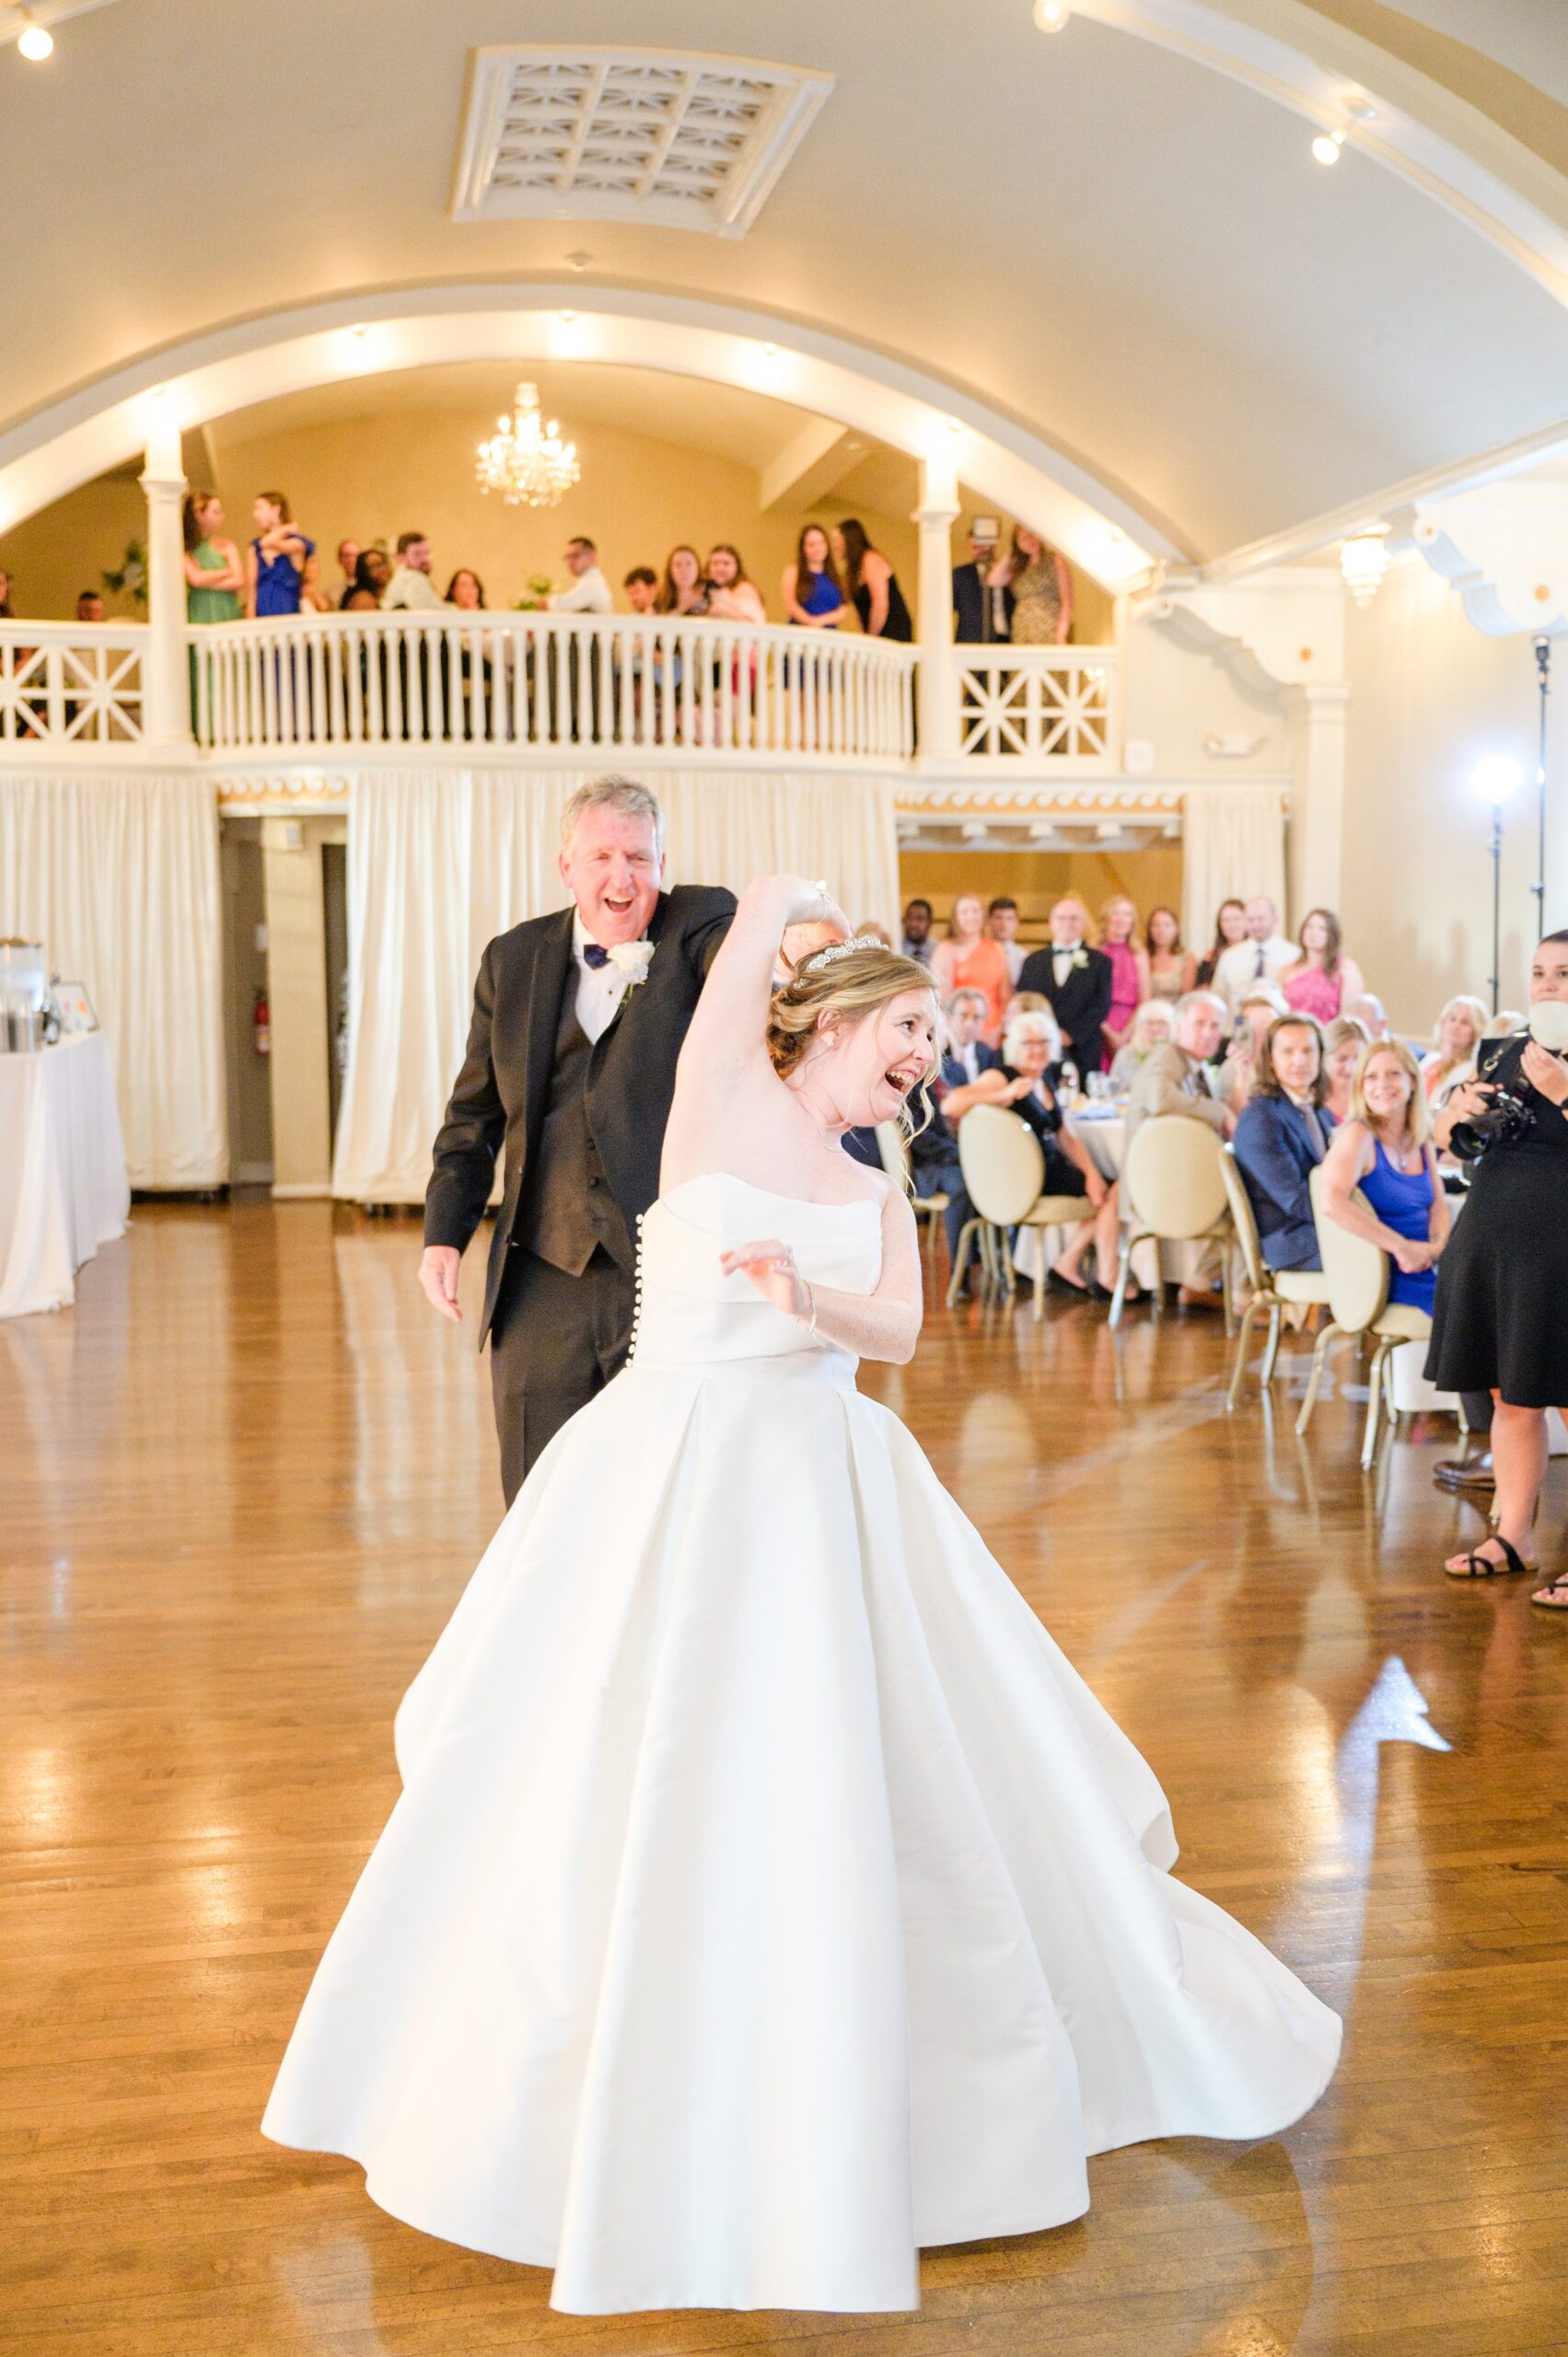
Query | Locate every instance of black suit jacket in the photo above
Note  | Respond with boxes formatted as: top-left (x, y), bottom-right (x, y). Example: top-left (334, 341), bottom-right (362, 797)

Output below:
top-left (424, 884), bottom-right (736, 1342)
top-left (1016, 945), bottom-right (1115, 1066)
top-left (952, 562), bottom-right (1014, 644)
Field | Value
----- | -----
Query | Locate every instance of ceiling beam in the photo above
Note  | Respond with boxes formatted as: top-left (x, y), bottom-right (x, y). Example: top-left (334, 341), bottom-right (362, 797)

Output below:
top-left (758, 416), bottom-right (867, 512)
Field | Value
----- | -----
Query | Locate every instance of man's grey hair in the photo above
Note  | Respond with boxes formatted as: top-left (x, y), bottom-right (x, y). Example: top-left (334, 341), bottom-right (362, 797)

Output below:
top-left (1175, 990), bottom-right (1226, 1022)
top-left (560, 773), bottom-right (666, 853)
top-left (946, 988), bottom-right (989, 1016)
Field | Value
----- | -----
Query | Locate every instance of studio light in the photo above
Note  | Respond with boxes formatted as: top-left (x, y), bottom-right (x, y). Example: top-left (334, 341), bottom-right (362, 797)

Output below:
top-left (1472, 755), bottom-right (1521, 808)
top-left (16, 11), bottom-right (54, 60)
top-left (1340, 528), bottom-right (1389, 607)
top-left (1472, 755), bottom-right (1521, 1014)
top-left (1033, 0), bottom-right (1071, 31)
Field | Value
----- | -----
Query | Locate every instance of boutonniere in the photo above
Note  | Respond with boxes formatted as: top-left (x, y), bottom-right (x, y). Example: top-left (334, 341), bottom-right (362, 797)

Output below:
top-left (606, 939), bottom-right (656, 1004)
top-left (1069, 947), bottom-right (1089, 971)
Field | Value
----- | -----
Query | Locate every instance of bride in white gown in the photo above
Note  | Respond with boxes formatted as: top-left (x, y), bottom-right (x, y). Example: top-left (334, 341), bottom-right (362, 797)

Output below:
top-left (262, 873), bottom-right (1340, 2316)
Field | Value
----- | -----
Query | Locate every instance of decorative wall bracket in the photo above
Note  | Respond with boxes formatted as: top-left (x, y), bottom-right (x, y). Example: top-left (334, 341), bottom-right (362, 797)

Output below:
top-left (1137, 566), bottom-right (1346, 696)
top-left (1402, 482), bottom-right (1568, 639)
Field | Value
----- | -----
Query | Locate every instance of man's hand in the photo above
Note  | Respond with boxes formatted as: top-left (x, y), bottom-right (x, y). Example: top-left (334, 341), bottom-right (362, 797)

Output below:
top-left (419, 1246), bottom-right (462, 1323)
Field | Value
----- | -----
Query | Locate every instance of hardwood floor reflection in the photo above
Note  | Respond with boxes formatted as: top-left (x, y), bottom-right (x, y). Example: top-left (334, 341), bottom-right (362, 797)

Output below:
top-left (3, 1199), bottom-right (1566, 2356)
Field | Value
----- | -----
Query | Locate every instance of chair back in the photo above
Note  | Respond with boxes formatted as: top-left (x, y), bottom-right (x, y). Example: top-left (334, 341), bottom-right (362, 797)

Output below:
top-left (1308, 1165), bottom-right (1390, 1334)
top-left (1122, 1115), bottom-right (1228, 1238)
top-left (874, 1122), bottom-right (909, 1186)
top-left (1220, 1144), bottom-right (1267, 1290)
top-left (956, 1104), bottom-right (1046, 1225)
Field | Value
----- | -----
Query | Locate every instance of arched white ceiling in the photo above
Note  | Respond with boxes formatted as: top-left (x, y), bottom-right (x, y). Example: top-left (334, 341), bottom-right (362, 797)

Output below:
top-left (2, 0), bottom-right (1566, 558)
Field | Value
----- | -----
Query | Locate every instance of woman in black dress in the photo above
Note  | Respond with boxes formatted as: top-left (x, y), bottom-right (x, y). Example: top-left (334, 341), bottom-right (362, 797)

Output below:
top-left (832, 518), bottom-right (913, 642)
top-left (941, 1006), bottom-right (1125, 1296)
top-left (1427, 931), bottom-right (1568, 1601)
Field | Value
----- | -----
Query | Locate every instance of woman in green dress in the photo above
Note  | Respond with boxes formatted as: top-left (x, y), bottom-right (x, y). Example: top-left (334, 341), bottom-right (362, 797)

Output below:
top-left (183, 493), bottom-right (243, 730)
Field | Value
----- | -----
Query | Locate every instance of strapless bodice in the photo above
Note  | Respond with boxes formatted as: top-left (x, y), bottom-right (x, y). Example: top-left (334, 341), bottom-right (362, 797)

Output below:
top-left (627, 1172), bottom-right (882, 1376)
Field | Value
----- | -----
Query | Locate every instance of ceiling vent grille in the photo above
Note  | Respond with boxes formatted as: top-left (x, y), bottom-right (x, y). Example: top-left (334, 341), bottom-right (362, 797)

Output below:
top-left (452, 47), bottom-right (833, 237)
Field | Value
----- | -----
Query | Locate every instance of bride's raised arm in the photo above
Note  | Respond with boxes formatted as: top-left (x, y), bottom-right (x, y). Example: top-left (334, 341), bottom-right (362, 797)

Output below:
top-left (666, 874), bottom-right (849, 1143)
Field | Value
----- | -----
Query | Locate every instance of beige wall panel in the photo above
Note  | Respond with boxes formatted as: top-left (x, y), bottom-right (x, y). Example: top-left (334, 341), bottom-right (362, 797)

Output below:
top-left (261, 819), bottom-right (334, 1195)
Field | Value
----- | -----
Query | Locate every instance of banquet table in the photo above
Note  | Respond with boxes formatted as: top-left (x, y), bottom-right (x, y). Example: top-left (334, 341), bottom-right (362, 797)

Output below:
top-left (0, 1033), bottom-right (131, 1318)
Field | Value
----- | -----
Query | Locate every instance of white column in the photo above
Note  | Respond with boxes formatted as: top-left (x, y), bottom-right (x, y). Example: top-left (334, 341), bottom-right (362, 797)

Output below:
top-left (912, 454), bottom-right (960, 770)
top-left (139, 412), bottom-right (192, 751)
top-left (1288, 681), bottom-right (1349, 922)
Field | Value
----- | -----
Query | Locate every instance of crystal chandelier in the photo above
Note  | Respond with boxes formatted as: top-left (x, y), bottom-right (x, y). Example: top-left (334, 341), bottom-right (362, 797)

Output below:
top-left (475, 383), bottom-right (580, 508)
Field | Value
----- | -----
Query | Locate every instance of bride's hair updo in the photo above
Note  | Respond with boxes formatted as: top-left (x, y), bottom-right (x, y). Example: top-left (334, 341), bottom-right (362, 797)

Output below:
top-left (768, 943), bottom-right (937, 1147)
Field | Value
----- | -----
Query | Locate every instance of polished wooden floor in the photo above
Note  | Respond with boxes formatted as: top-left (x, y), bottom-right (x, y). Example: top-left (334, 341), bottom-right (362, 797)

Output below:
top-left (4, 1200), bottom-right (1567, 2357)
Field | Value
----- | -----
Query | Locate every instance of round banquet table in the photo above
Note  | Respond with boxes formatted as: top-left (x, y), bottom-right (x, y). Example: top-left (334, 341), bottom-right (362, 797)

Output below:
top-left (0, 1033), bottom-right (131, 1318)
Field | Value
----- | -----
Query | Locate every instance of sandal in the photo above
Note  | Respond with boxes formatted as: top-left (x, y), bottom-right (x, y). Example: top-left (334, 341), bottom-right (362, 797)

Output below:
top-left (1445, 1535), bottom-right (1540, 1580)
top-left (1530, 1575), bottom-right (1568, 1611)
top-left (1048, 1263), bottom-right (1091, 1295)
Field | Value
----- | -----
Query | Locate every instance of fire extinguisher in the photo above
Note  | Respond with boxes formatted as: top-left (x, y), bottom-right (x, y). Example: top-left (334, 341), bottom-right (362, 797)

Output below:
top-left (252, 987), bottom-right (272, 1057)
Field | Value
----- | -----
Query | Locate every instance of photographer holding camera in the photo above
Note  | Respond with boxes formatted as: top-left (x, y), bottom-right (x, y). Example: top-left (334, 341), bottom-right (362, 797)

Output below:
top-left (1427, 932), bottom-right (1568, 1599)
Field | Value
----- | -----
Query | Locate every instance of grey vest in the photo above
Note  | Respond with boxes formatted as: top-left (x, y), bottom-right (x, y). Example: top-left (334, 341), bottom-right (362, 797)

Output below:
top-left (516, 980), bottom-right (633, 1277)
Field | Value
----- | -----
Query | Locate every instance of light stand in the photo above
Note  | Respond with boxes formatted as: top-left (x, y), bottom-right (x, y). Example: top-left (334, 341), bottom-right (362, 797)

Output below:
top-left (1472, 756), bottom-right (1521, 1016)
top-left (1533, 633), bottom-right (1551, 931)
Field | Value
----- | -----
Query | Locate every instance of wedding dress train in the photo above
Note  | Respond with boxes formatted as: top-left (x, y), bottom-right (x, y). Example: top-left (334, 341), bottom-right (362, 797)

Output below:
top-left (262, 1172), bottom-right (1340, 2314)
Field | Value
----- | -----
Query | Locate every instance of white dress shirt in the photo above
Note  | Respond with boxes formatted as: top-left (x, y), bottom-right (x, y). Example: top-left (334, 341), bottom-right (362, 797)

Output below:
top-left (1213, 933), bottom-right (1297, 1014)
top-left (999, 939), bottom-right (1026, 986)
top-left (570, 912), bottom-right (643, 1044)
top-left (380, 566), bottom-right (448, 612)
top-left (1051, 940), bottom-right (1086, 988)
top-left (953, 1039), bottom-right (983, 1084)
top-left (549, 566), bottom-right (614, 616)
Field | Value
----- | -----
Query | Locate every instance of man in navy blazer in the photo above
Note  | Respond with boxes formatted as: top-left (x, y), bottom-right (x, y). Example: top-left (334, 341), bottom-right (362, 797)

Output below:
top-left (1231, 1016), bottom-right (1336, 1270)
top-left (942, 986), bottom-right (1000, 1086)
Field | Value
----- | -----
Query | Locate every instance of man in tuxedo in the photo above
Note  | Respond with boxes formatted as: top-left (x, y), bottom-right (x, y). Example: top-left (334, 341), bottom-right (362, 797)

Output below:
top-left (952, 522), bottom-right (1014, 644)
top-left (420, 775), bottom-right (735, 1504)
top-left (1016, 897), bottom-right (1114, 1071)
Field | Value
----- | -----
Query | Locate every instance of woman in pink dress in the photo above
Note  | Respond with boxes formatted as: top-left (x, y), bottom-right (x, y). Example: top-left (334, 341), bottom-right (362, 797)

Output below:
top-left (931, 890), bottom-right (1012, 1048)
top-left (1281, 908), bottom-right (1364, 1027)
top-left (1098, 895), bottom-right (1149, 1068)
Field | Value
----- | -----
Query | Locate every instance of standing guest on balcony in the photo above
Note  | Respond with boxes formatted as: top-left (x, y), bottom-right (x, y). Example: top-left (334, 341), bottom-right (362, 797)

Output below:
top-left (1194, 897), bottom-right (1248, 989)
top-left (1232, 1016), bottom-right (1336, 1274)
top-left (1108, 1000), bottom-right (1176, 1091)
top-left (932, 892), bottom-right (1011, 1050)
top-left (655, 546), bottom-right (708, 618)
top-left (333, 540), bottom-right (361, 601)
top-left (900, 899), bottom-right (935, 969)
top-left (989, 526), bottom-right (1071, 644)
top-left (703, 544), bottom-right (766, 625)
top-left (352, 548), bottom-right (392, 603)
top-left (343, 587), bottom-right (379, 612)
top-left (782, 524), bottom-right (845, 628)
top-left (1145, 905), bottom-right (1194, 1002)
top-left (446, 569), bottom-right (487, 610)
top-left (622, 566), bottom-right (657, 614)
top-left (1280, 907), bottom-right (1364, 1026)
top-left (1322, 1015), bottom-right (1373, 1123)
top-left (420, 775), bottom-right (735, 1505)
top-left (944, 988), bottom-right (999, 1085)
top-left (1212, 895), bottom-right (1298, 1015)
top-left (380, 532), bottom-right (448, 613)
top-left (183, 493), bottom-right (243, 624)
top-left (1098, 895), bottom-right (1150, 1065)
top-left (75, 589), bottom-right (105, 623)
top-left (987, 895), bottom-right (1026, 985)
top-left (833, 519), bottom-right (913, 642)
top-left (0, 568), bottom-right (12, 617)
top-left (952, 518), bottom-right (1013, 644)
top-left (246, 493), bottom-right (314, 619)
top-left (1016, 895), bottom-right (1112, 1075)
top-left (547, 536), bottom-right (613, 616)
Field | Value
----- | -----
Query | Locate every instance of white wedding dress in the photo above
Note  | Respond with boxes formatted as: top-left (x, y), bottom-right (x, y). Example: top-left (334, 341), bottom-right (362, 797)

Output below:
top-left (262, 1171), bottom-right (1340, 2315)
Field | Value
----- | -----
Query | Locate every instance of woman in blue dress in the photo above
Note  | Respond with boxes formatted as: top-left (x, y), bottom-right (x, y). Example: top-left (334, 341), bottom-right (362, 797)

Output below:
top-left (781, 523), bottom-right (845, 629)
top-left (245, 490), bottom-right (315, 618)
top-left (1319, 1037), bottom-right (1448, 1313)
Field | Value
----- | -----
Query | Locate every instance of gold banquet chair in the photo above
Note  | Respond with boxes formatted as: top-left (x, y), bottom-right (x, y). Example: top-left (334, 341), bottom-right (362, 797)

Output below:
top-left (1109, 1114), bottom-right (1234, 1331)
top-left (1295, 1164), bottom-right (1458, 1469)
top-left (874, 1121), bottom-right (947, 1258)
top-left (946, 1103), bottom-right (1093, 1318)
top-left (1220, 1144), bottom-right (1333, 1411)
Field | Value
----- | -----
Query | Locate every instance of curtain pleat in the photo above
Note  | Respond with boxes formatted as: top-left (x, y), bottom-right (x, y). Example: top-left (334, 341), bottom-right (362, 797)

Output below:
top-left (0, 772), bottom-right (226, 1189)
top-left (1180, 785), bottom-right (1287, 957)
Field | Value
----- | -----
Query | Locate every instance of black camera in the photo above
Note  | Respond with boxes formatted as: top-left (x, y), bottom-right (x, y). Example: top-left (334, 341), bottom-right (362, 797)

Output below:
top-left (1449, 1084), bottom-right (1536, 1163)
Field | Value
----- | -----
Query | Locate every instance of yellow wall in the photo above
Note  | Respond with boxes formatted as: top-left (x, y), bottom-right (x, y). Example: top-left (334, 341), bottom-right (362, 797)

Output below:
top-left (0, 472), bottom-right (148, 621)
top-left (900, 849), bottom-right (1185, 956)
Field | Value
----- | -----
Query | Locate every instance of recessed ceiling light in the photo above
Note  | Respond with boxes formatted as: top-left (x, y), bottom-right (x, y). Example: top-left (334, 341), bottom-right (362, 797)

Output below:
top-left (564, 250), bottom-right (593, 272)
top-left (17, 11), bottom-right (53, 61)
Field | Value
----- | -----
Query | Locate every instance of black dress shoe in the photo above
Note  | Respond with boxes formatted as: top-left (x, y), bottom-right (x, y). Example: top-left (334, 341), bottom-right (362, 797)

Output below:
top-left (1434, 1453), bottom-right (1494, 1491)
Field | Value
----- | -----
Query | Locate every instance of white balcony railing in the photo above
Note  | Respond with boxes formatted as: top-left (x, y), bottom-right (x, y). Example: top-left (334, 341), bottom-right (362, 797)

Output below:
top-left (957, 646), bottom-right (1117, 768)
top-left (0, 622), bottom-right (146, 747)
top-left (189, 610), bottom-right (916, 766)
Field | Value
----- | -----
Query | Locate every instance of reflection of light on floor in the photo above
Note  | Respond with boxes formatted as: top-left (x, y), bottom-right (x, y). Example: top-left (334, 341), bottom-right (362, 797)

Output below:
top-left (274, 2232), bottom-right (396, 2354)
top-left (17, 1746), bottom-right (74, 1837)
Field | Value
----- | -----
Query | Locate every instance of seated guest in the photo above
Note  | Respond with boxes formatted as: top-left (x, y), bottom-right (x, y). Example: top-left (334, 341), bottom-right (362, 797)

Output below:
top-left (932, 891), bottom-right (1011, 1049)
top-left (900, 898), bottom-right (935, 969)
top-left (1342, 991), bottom-right (1390, 1040)
top-left (1484, 1007), bottom-right (1526, 1039)
top-left (380, 531), bottom-right (447, 611)
top-left (987, 895), bottom-right (1026, 985)
top-left (1321, 1039), bottom-right (1447, 1315)
top-left (75, 588), bottom-right (105, 623)
top-left (622, 565), bottom-right (658, 614)
top-left (856, 921), bottom-right (893, 948)
top-left (1422, 993), bottom-right (1487, 1105)
top-left (1108, 1000), bottom-right (1175, 1090)
top-left (1233, 1016), bottom-right (1335, 1271)
top-left (1236, 981), bottom-right (1289, 1054)
top-left (547, 535), bottom-right (613, 614)
top-left (1321, 1015), bottom-right (1372, 1122)
top-left (1125, 990), bottom-right (1244, 1305)
top-left (944, 988), bottom-right (999, 1085)
top-left (1213, 895), bottom-right (1297, 1014)
top-left (1281, 908), bottom-right (1365, 1026)
top-left (944, 1008), bottom-right (1122, 1297)
top-left (1016, 895), bottom-right (1113, 1074)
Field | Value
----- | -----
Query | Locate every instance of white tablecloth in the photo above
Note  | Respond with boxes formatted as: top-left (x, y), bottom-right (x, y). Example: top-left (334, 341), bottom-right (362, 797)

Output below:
top-left (0, 1033), bottom-right (131, 1318)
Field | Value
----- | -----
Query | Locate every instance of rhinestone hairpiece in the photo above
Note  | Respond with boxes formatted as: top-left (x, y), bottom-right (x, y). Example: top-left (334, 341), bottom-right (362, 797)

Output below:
top-left (801, 935), bottom-right (893, 974)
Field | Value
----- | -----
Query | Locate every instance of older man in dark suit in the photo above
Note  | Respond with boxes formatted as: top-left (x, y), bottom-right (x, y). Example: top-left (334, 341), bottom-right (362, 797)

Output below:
top-left (420, 775), bottom-right (735, 1503)
top-left (1016, 896), bottom-right (1115, 1073)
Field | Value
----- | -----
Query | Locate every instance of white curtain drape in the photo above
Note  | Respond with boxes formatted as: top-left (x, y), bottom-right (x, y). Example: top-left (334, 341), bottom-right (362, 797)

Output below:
top-left (332, 766), bottom-right (902, 1202)
top-left (1180, 784), bottom-right (1288, 957)
top-left (0, 772), bottom-right (226, 1189)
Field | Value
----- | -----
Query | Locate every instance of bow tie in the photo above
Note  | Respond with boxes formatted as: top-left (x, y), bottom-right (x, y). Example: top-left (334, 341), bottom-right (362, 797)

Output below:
top-left (581, 943), bottom-right (610, 970)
